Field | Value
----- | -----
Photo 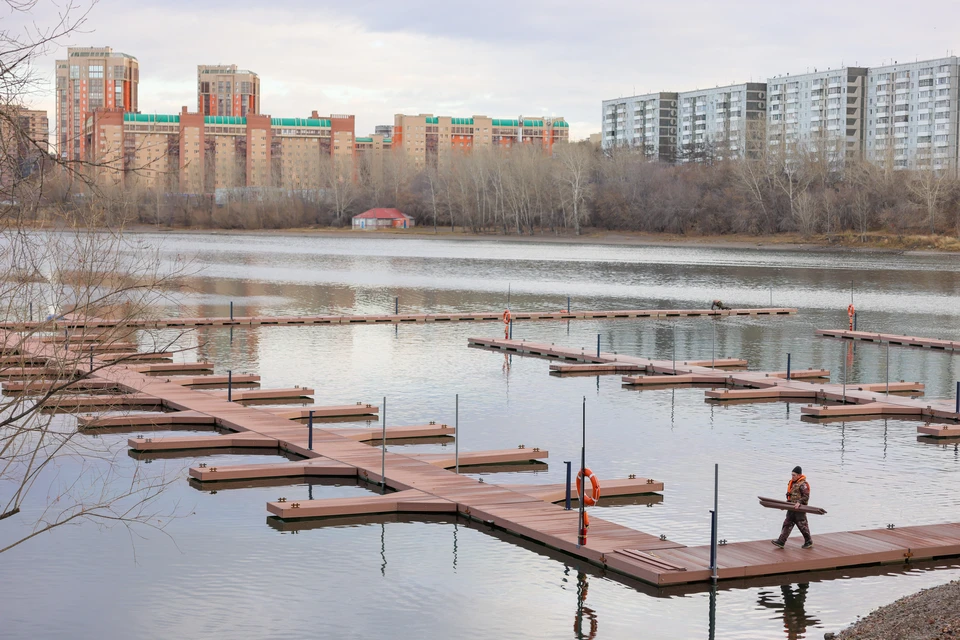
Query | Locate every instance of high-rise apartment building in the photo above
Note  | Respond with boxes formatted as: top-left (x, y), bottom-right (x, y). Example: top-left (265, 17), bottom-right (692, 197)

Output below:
top-left (601, 92), bottom-right (678, 161)
top-left (197, 65), bottom-right (260, 117)
top-left (55, 47), bottom-right (138, 161)
top-left (84, 108), bottom-right (358, 193)
top-left (767, 68), bottom-right (867, 164)
top-left (677, 83), bottom-right (767, 161)
top-left (864, 57), bottom-right (960, 175)
top-left (374, 124), bottom-right (394, 137)
top-left (393, 114), bottom-right (569, 168)
top-left (0, 108), bottom-right (50, 187)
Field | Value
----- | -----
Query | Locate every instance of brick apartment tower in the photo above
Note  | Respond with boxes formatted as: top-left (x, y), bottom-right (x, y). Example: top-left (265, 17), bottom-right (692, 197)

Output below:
top-left (55, 47), bottom-right (138, 161)
top-left (197, 65), bottom-right (260, 117)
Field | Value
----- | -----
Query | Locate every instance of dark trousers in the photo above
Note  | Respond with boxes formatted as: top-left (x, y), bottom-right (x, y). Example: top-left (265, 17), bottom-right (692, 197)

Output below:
top-left (778, 511), bottom-right (812, 544)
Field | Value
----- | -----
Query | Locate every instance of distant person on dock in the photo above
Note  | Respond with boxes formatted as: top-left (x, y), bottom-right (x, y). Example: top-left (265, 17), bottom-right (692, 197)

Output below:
top-left (711, 300), bottom-right (731, 311)
top-left (771, 466), bottom-right (813, 549)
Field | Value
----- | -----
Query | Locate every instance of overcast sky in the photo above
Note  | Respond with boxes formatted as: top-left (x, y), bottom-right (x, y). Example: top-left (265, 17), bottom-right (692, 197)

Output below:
top-left (11, 0), bottom-right (960, 140)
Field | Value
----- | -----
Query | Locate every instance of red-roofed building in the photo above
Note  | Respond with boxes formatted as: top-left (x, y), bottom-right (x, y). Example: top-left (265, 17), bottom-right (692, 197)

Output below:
top-left (351, 208), bottom-right (415, 230)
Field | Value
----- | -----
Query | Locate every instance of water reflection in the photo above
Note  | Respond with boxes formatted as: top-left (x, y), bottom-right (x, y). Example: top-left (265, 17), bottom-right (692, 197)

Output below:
top-left (756, 584), bottom-right (821, 639)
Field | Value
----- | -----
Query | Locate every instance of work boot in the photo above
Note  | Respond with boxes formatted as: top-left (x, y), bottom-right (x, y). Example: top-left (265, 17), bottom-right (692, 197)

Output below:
top-left (802, 540), bottom-right (814, 549)
top-left (771, 539), bottom-right (785, 549)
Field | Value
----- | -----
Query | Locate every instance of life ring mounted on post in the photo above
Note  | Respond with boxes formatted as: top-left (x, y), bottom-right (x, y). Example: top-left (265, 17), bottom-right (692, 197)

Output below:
top-left (503, 309), bottom-right (512, 338)
top-left (847, 303), bottom-right (855, 330)
top-left (577, 467), bottom-right (601, 507)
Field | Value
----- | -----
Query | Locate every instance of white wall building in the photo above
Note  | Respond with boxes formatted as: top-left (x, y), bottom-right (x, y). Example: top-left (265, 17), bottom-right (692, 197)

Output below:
top-left (601, 92), bottom-right (678, 161)
top-left (865, 57), bottom-right (960, 175)
top-left (676, 83), bottom-right (767, 162)
top-left (766, 67), bottom-right (867, 164)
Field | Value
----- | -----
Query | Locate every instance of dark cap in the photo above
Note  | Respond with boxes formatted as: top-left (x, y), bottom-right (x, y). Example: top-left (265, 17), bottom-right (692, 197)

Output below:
top-left (792, 466), bottom-right (802, 475)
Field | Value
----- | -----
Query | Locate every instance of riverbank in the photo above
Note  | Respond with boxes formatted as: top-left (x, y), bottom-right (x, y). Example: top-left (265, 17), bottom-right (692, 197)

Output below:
top-left (832, 580), bottom-right (960, 639)
top-left (124, 225), bottom-right (960, 254)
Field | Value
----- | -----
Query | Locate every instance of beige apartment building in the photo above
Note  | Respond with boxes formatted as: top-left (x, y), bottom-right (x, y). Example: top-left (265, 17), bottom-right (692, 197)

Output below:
top-left (0, 108), bottom-right (50, 188)
top-left (197, 65), bottom-right (260, 117)
top-left (84, 108), bottom-right (357, 193)
top-left (393, 114), bottom-right (569, 168)
top-left (55, 47), bottom-right (138, 161)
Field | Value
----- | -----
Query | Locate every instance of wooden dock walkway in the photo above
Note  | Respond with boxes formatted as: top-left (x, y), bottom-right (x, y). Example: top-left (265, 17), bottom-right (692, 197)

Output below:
top-left (470, 336), bottom-right (960, 432)
top-left (0, 307), bottom-right (797, 331)
top-left (11, 324), bottom-right (960, 587)
top-left (818, 328), bottom-right (960, 352)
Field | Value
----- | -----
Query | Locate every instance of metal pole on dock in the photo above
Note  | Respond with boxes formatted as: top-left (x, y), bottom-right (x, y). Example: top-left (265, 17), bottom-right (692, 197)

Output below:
top-left (597, 334), bottom-right (600, 358)
top-left (567, 296), bottom-right (571, 313)
top-left (769, 286), bottom-right (773, 306)
top-left (395, 297), bottom-right (398, 315)
top-left (455, 394), bottom-right (459, 474)
top-left (230, 300), bottom-right (233, 321)
top-left (565, 461), bottom-right (572, 510)
top-left (710, 463), bottom-right (719, 583)
top-left (381, 396), bottom-right (387, 490)
top-left (786, 353), bottom-right (791, 380)
top-left (308, 410), bottom-right (314, 450)
top-left (886, 343), bottom-right (890, 396)
top-left (673, 323), bottom-right (677, 374)
top-left (227, 370), bottom-right (232, 402)
top-left (507, 283), bottom-right (511, 310)
top-left (842, 355), bottom-right (846, 403)
top-left (854, 311), bottom-right (858, 331)
top-left (956, 381), bottom-right (959, 415)
top-left (29, 302), bottom-right (32, 322)
top-left (712, 321), bottom-right (716, 369)
top-left (509, 318), bottom-right (513, 340)
top-left (578, 396), bottom-right (586, 547)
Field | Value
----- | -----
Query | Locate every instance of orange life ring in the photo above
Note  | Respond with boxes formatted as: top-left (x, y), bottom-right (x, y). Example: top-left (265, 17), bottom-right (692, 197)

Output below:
top-left (576, 468), bottom-right (601, 506)
top-left (582, 511), bottom-right (590, 528)
top-left (502, 309), bottom-right (512, 324)
top-left (847, 304), bottom-right (855, 318)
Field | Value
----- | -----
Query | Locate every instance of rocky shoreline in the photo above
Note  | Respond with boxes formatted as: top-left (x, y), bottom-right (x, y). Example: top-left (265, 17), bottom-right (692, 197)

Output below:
top-left (830, 580), bottom-right (960, 639)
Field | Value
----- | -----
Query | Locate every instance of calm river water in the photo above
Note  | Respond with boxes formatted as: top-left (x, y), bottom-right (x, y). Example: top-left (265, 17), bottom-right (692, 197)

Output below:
top-left (3, 233), bottom-right (960, 639)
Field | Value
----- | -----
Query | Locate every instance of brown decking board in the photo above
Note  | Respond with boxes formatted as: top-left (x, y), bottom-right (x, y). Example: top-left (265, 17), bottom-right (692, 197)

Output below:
top-left (818, 328), bottom-right (960, 352)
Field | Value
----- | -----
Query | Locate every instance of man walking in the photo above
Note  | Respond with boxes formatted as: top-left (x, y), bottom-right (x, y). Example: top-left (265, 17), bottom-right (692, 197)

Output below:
top-left (771, 466), bottom-right (813, 549)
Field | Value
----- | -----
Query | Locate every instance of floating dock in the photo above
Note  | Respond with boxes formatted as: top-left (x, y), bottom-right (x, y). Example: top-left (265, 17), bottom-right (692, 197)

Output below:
top-left (12, 321), bottom-right (960, 588)
top-left (0, 307), bottom-right (797, 331)
top-left (817, 329), bottom-right (960, 352)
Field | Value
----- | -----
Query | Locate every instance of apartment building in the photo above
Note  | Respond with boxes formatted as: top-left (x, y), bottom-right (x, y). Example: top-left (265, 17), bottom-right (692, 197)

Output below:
top-left (864, 57), bottom-right (960, 174)
top-left (374, 125), bottom-right (394, 137)
top-left (677, 83), bottom-right (767, 161)
top-left (197, 65), bottom-right (260, 117)
top-left (84, 108), bottom-right (357, 193)
top-left (55, 47), bottom-right (138, 161)
top-left (601, 92), bottom-right (678, 161)
top-left (392, 114), bottom-right (569, 168)
top-left (767, 68), bottom-right (867, 163)
top-left (0, 108), bottom-right (50, 188)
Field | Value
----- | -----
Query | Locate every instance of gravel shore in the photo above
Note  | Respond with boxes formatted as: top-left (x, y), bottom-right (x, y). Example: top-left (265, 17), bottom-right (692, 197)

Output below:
top-left (833, 580), bottom-right (960, 639)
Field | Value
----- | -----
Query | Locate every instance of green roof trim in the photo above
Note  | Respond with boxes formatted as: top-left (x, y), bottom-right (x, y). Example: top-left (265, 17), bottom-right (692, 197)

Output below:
top-left (450, 117), bottom-right (474, 125)
top-left (271, 117), bottom-right (330, 128)
top-left (124, 113), bottom-right (180, 123)
top-left (425, 116), bottom-right (439, 124)
top-left (205, 116), bottom-right (245, 125)
top-left (552, 120), bottom-right (569, 127)
top-left (522, 119), bottom-right (544, 127)
top-left (383, 138), bottom-right (392, 143)
top-left (355, 137), bottom-right (373, 143)
top-left (492, 119), bottom-right (519, 127)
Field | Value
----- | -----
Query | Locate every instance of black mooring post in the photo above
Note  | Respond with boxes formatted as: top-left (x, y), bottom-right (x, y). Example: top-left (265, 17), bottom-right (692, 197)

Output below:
top-left (567, 296), bottom-right (571, 314)
top-left (227, 370), bottom-right (232, 402)
top-left (786, 353), bottom-right (791, 380)
top-left (854, 311), bottom-right (858, 331)
top-left (308, 410), bottom-right (314, 450)
top-left (710, 463), bottom-right (719, 583)
top-left (395, 297), bottom-right (398, 315)
top-left (956, 381), bottom-right (959, 415)
top-left (565, 461), bottom-right (572, 510)
top-left (230, 301), bottom-right (233, 321)
top-left (596, 334), bottom-right (600, 359)
top-left (578, 397), bottom-right (586, 547)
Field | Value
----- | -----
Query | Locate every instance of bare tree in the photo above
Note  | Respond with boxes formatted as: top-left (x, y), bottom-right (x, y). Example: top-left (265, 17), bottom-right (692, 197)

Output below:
top-left (555, 142), bottom-right (593, 235)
